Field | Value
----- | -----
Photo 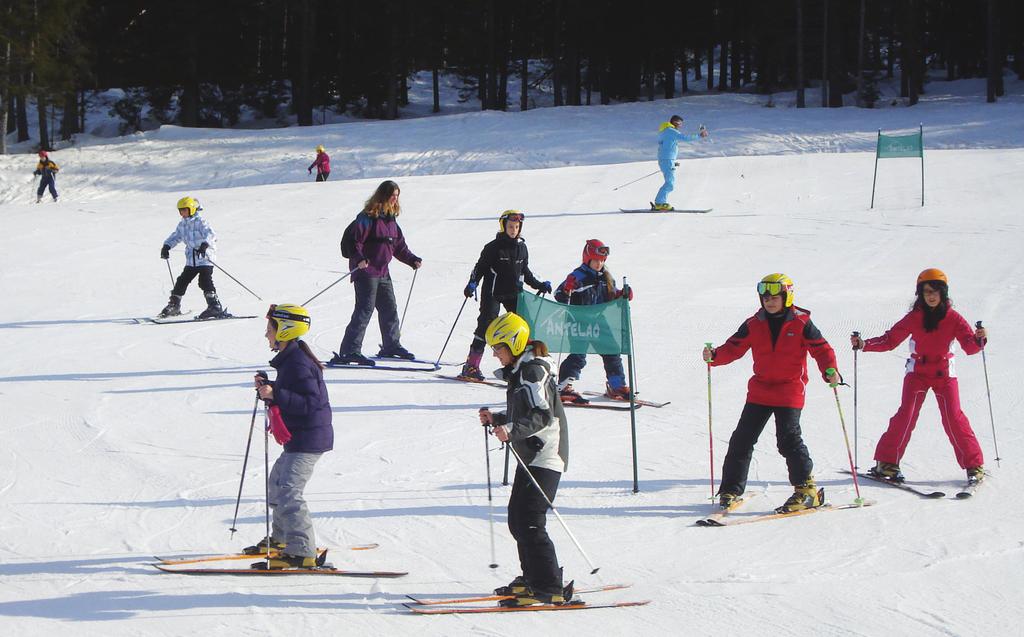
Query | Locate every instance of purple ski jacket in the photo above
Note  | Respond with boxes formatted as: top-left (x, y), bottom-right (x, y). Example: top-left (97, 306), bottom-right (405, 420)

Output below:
top-left (347, 211), bottom-right (420, 282)
top-left (269, 343), bottom-right (333, 454)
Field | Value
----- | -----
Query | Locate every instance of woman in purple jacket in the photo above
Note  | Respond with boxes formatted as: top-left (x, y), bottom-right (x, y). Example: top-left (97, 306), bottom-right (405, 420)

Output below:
top-left (329, 180), bottom-right (422, 366)
top-left (249, 303), bottom-right (333, 569)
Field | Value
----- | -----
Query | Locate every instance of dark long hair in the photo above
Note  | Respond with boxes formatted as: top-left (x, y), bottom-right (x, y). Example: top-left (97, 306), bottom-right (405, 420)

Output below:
top-left (912, 280), bottom-right (951, 333)
top-left (364, 180), bottom-right (401, 218)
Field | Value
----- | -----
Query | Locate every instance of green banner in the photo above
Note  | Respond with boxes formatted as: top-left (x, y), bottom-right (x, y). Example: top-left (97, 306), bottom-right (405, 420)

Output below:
top-left (877, 131), bottom-right (923, 158)
top-left (517, 291), bottom-right (632, 355)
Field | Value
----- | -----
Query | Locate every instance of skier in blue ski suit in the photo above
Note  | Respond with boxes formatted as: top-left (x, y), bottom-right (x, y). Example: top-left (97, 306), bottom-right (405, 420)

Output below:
top-left (653, 115), bottom-right (707, 210)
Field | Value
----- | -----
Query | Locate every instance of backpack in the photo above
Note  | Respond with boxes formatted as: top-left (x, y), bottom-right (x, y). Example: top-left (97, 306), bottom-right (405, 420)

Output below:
top-left (339, 215), bottom-right (360, 258)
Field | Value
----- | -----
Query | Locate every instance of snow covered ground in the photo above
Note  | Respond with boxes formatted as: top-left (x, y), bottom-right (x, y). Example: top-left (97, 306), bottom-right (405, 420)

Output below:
top-left (1, 77), bottom-right (1022, 636)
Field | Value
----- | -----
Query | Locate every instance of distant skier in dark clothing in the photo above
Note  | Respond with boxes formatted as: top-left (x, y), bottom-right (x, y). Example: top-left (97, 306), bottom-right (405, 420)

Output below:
top-left (34, 150), bottom-right (60, 203)
top-left (458, 210), bottom-right (551, 381)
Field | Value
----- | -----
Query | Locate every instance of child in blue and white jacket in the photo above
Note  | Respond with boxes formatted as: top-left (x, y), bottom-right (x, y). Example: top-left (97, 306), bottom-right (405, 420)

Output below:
top-left (158, 196), bottom-right (224, 319)
top-left (554, 239), bottom-right (634, 404)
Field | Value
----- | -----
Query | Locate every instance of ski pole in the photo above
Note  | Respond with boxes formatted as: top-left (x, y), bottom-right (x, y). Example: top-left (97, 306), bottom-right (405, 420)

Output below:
top-left (612, 169), bottom-right (661, 191)
top-left (434, 296), bottom-right (469, 366)
top-left (263, 398), bottom-right (272, 561)
top-left (852, 331), bottom-right (860, 469)
top-left (975, 321), bottom-right (1001, 467)
top-left (827, 368), bottom-right (863, 505)
top-left (502, 430), bottom-right (601, 575)
top-left (207, 257), bottom-right (263, 301)
top-left (229, 388), bottom-right (263, 538)
top-left (302, 268), bottom-right (358, 306)
top-left (399, 268), bottom-right (418, 337)
top-left (166, 259), bottom-right (175, 288)
top-left (705, 342), bottom-right (715, 501)
top-left (482, 422), bottom-right (498, 570)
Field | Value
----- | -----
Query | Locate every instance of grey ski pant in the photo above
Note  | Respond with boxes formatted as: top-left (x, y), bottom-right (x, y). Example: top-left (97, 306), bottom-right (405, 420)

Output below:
top-left (339, 275), bottom-right (401, 355)
top-left (268, 451), bottom-right (322, 558)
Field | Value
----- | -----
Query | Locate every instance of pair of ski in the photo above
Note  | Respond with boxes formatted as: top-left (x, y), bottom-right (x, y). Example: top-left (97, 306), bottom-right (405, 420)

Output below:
top-left (695, 490), bottom-right (876, 527)
top-left (134, 311), bottom-right (256, 325)
top-left (618, 205), bottom-right (712, 214)
top-left (405, 583), bottom-right (648, 614)
top-left (844, 470), bottom-right (984, 500)
top-left (438, 375), bottom-right (669, 411)
top-left (325, 356), bottom-right (442, 372)
top-left (153, 545), bottom-right (405, 577)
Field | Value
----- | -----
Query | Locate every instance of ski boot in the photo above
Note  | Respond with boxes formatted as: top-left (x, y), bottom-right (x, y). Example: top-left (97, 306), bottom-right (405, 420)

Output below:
top-left (558, 383), bottom-right (588, 405)
top-left (243, 537), bottom-right (287, 555)
top-left (718, 492), bottom-right (741, 510)
top-left (966, 466), bottom-right (986, 486)
top-left (494, 575), bottom-right (529, 596)
top-left (868, 461), bottom-right (905, 483)
top-left (197, 292), bottom-right (226, 319)
top-left (650, 202), bottom-right (674, 211)
top-left (604, 375), bottom-right (631, 400)
top-left (458, 363), bottom-right (485, 381)
top-left (376, 345), bottom-right (416, 360)
top-left (775, 480), bottom-right (823, 513)
top-left (158, 294), bottom-right (183, 318)
top-left (36, 195), bottom-right (42, 204)
top-left (327, 352), bottom-right (375, 367)
top-left (253, 553), bottom-right (320, 570)
top-left (499, 580), bottom-right (576, 607)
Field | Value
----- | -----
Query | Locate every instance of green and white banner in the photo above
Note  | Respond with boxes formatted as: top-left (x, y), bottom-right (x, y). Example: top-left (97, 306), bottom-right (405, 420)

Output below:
top-left (517, 291), bottom-right (632, 355)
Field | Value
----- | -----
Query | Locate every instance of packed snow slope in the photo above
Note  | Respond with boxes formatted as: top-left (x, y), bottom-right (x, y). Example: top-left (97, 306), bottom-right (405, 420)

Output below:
top-left (1, 80), bottom-right (1022, 636)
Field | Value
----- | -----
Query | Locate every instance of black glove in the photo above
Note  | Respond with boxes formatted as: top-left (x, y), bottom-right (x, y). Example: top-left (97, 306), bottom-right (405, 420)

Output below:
top-left (197, 242), bottom-right (209, 258)
top-left (160, 245), bottom-right (170, 260)
top-left (464, 281), bottom-right (478, 298)
top-left (540, 281), bottom-right (553, 294)
top-left (34, 170), bottom-right (41, 176)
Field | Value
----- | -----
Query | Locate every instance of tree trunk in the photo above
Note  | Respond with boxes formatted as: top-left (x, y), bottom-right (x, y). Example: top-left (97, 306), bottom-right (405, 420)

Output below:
top-left (694, 49), bottom-right (702, 81)
top-left (16, 92), bottom-right (29, 142)
top-left (520, 54), bottom-right (528, 111)
top-left (796, 0), bottom-right (805, 107)
top-left (680, 48), bottom-right (689, 93)
top-left (36, 94), bottom-right (48, 149)
top-left (856, 0), bottom-right (866, 106)
top-left (61, 90), bottom-right (78, 140)
top-left (828, 0), bottom-right (843, 106)
top-left (986, 0), bottom-right (998, 101)
top-left (718, 38), bottom-right (728, 90)
top-left (293, 0), bottom-right (314, 124)
top-left (707, 37), bottom-right (714, 89)
top-left (821, 0), bottom-right (829, 107)
top-left (0, 37), bottom-right (8, 154)
top-left (432, 67), bottom-right (440, 113)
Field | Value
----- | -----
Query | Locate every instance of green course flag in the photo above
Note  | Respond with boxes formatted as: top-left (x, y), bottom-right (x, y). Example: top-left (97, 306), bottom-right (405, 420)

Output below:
top-left (517, 291), bottom-right (631, 355)
top-left (871, 124), bottom-right (924, 208)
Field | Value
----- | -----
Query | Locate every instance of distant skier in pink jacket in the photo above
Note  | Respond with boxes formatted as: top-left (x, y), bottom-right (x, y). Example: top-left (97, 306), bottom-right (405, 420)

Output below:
top-left (308, 145), bottom-right (330, 182)
top-left (851, 268), bottom-right (988, 485)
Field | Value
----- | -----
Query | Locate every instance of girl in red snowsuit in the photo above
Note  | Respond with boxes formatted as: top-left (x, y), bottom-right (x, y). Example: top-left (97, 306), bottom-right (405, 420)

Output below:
top-left (852, 269), bottom-right (988, 481)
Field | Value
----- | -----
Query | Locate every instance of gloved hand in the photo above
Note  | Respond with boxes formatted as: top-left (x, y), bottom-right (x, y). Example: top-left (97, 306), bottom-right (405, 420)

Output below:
top-left (464, 280), bottom-right (478, 298)
top-left (160, 245), bottom-right (170, 260)
top-left (621, 284), bottom-right (634, 301)
top-left (33, 170), bottom-right (41, 176)
top-left (197, 242), bottom-right (209, 258)
top-left (539, 281), bottom-right (553, 294)
top-left (674, 162), bottom-right (680, 167)
top-left (308, 167), bottom-right (312, 174)
top-left (562, 275), bottom-right (577, 294)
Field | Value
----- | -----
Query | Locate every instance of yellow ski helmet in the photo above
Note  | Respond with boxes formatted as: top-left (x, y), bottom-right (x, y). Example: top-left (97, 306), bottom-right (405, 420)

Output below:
top-left (266, 303), bottom-right (311, 342)
top-left (757, 273), bottom-right (795, 307)
top-left (315, 144), bottom-right (325, 153)
top-left (176, 196), bottom-right (201, 216)
top-left (498, 209), bottom-right (525, 234)
top-left (485, 312), bottom-right (530, 357)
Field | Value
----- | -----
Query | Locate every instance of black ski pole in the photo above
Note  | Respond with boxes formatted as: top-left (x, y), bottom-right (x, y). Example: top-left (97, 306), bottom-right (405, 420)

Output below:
top-left (229, 387), bottom-right (263, 538)
top-left (166, 259), bottom-right (175, 288)
top-left (976, 321), bottom-right (1001, 467)
top-left (207, 257), bottom-right (263, 300)
top-left (399, 268), bottom-right (419, 337)
top-left (434, 296), bottom-right (469, 366)
top-left (302, 268), bottom-right (358, 306)
top-left (482, 419), bottom-right (498, 569)
top-left (612, 169), bottom-right (661, 191)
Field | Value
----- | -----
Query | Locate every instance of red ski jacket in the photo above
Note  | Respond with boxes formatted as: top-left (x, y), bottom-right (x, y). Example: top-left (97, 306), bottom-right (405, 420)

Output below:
top-left (710, 306), bottom-right (837, 409)
top-left (863, 306), bottom-right (983, 378)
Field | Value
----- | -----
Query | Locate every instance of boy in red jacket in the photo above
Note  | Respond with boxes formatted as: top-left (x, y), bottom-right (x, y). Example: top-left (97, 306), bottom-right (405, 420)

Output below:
top-left (851, 268), bottom-right (988, 485)
top-left (703, 273), bottom-right (840, 513)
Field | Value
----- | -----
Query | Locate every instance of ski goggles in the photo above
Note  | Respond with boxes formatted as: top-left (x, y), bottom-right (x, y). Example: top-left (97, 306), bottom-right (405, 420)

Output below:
top-left (266, 304), bottom-right (311, 324)
top-left (591, 245), bottom-right (611, 257)
top-left (502, 212), bottom-right (525, 223)
top-left (757, 281), bottom-right (788, 296)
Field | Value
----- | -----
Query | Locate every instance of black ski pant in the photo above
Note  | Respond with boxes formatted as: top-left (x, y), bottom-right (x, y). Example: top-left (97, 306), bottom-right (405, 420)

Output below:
top-left (171, 265), bottom-right (216, 297)
top-left (316, 171), bottom-right (330, 182)
top-left (37, 173), bottom-right (57, 199)
top-left (508, 464), bottom-right (562, 595)
top-left (468, 293), bottom-right (518, 355)
top-left (339, 275), bottom-right (401, 355)
top-left (719, 402), bottom-right (813, 496)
